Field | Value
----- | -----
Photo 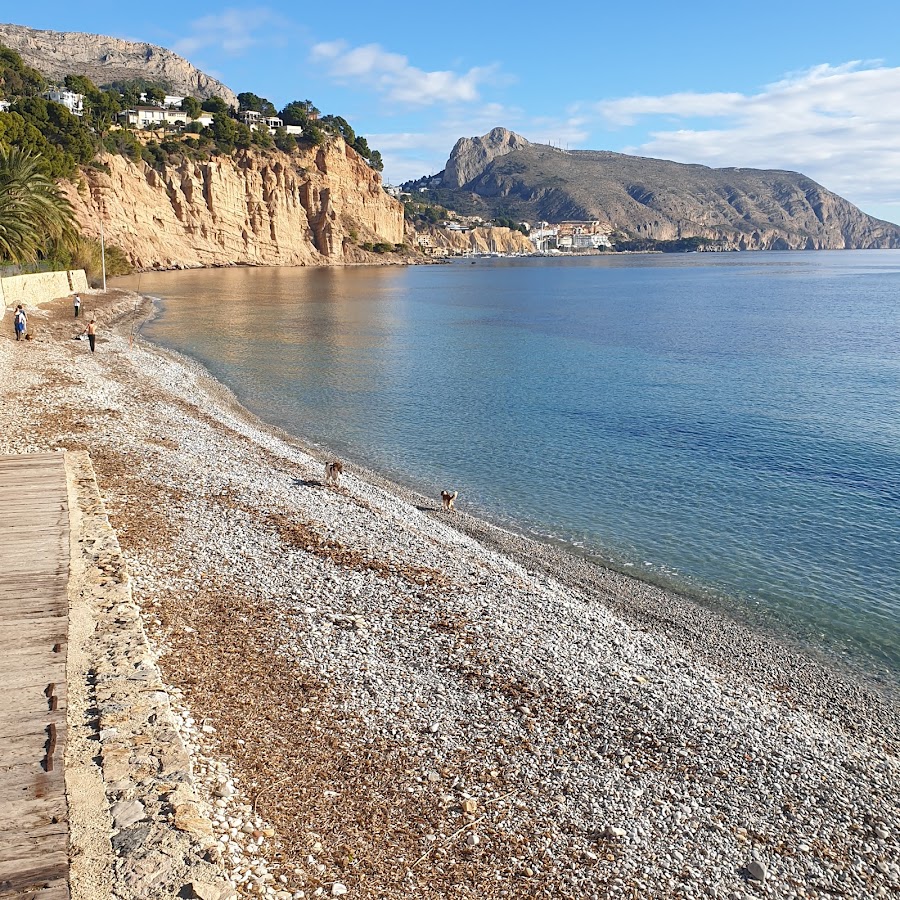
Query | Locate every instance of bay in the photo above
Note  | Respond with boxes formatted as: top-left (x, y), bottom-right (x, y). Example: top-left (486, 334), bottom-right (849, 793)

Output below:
top-left (121, 250), bottom-right (900, 679)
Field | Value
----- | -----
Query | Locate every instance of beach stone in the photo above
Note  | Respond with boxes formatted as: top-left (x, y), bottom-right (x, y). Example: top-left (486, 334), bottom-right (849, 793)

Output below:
top-left (175, 803), bottom-right (214, 837)
top-left (185, 881), bottom-right (237, 900)
top-left (111, 798), bottom-right (145, 829)
top-left (466, 833), bottom-right (480, 847)
top-left (746, 859), bottom-right (767, 882)
top-left (331, 883), bottom-right (348, 896)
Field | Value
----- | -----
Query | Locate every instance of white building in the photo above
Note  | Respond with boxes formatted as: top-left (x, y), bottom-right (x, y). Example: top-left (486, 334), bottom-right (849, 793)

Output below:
top-left (44, 89), bottom-right (84, 116)
top-left (0, 99), bottom-right (10, 113)
top-left (138, 93), bottom-right (185, 108)
top-left (237, 109), bottom-right (284, 134)
top-left (119, 107), bottom-right (213, 129)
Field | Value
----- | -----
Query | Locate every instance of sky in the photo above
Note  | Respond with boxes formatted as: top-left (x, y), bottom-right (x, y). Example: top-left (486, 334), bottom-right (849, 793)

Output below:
top-left (9, 2), bottom-right (900, 223)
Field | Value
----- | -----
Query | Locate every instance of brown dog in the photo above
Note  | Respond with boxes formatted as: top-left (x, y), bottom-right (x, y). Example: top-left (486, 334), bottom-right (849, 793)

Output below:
top-left (441, 490), bottom-right (458, 510)
top-left (324, 460), bottom-right (344, 486)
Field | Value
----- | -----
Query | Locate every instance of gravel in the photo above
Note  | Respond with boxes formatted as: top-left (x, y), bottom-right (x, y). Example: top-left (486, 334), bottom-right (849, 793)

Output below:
top-left (2, 288), bottom-right (898, 899)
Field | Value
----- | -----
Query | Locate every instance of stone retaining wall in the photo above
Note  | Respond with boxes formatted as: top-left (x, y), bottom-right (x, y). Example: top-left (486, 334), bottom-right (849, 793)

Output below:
top-left (0, 270), bottom-right (89, 318)
top-left (64, 450), bottom-right (236, 900)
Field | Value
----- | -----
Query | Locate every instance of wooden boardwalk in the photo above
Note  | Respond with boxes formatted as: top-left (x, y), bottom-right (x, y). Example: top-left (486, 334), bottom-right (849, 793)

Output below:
top-left (0, 453), bottom-right (70, 899)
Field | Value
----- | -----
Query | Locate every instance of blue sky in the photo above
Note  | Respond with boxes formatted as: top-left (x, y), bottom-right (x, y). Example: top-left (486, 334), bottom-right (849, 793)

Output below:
top-left (10, 2), bottom-right (900, 223)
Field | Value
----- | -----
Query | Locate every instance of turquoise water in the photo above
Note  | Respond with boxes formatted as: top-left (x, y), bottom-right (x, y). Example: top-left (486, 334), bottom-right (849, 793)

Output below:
top-left (125, 252), bottom-right (900, 678)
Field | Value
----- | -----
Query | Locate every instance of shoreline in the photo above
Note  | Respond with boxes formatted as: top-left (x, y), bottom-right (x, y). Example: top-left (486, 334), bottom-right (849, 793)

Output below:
top-left (137, 285), bottom-right (897, 699)
top-left (3, 287), bottom-right (898, 898)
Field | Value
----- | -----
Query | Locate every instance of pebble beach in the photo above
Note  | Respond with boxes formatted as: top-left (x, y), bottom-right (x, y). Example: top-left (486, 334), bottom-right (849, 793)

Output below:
top-left (2, 288), bottom-right (898, 899)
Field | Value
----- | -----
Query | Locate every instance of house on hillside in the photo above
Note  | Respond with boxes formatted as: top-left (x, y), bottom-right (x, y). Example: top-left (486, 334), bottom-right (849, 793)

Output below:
top-left (238, 109), bottom-right (284, 134)
top-left (118, 107), bottom-right (213, 129)
top-left (43, 89), bottom-right (83, 116)
top-left (0, 100), bottom-right (10, 113)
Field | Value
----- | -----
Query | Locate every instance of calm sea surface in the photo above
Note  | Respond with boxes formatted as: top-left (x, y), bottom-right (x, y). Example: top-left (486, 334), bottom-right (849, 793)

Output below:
top-left (121, 252), bottom-right (900, 680)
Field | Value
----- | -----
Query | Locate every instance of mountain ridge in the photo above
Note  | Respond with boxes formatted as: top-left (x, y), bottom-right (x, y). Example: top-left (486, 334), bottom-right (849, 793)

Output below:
top-left (0, 22), bottom-right (238, 105)
top-left (416, 128), bottom-right (900, 250)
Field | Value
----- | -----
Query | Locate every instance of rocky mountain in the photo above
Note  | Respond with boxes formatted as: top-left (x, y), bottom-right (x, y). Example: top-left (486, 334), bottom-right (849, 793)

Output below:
top-left (422, 128), bottom-right (900, 250)
top-left (442, 128), bottom-right (530, 189)
top-left (0, 23), bottom-right (237, 104)
top-left (62, 141), bottom-right (404, 270)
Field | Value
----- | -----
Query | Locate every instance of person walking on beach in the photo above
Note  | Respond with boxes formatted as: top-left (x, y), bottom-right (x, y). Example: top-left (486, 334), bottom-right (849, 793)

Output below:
top-left (13, 305), bottom-right (27, 341)
top-left (83, 318), bottom-right (97, 353)
top-left (73, 293), bottom-right (81, 318)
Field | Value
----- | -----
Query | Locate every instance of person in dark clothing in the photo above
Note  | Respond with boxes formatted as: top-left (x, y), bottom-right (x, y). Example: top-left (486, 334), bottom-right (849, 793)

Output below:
top-left (84, 318), bottom-right (96, 352)
top-left (13, 305), bottom-right (26, 341)
top-left (73, 294), bottom-right (81, 318)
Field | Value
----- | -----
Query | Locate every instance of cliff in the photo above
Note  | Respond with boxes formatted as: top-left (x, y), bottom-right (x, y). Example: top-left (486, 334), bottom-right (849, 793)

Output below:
top-left (0, 23), bottom-right (237, 104)
top-left (425, 129), bottom-right (900, 250)
top-left (412, 225), bottom-right (535, 255)
top-left (62, 140), bottom-right (405, 270)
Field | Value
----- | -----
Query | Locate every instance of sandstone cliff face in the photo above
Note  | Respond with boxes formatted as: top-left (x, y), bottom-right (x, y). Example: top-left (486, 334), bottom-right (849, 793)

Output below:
top-left (62, 141), bottom-right (404, 270)
top-left (0, 23), bottom-right (237, 104)
top-left (412, 225), bottom-right (535, 255)
top-left (433, 129), bottom-right (900, 250)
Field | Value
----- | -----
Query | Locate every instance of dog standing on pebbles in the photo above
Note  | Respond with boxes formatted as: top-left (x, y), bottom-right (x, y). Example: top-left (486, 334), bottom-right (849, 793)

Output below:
top-left (325, 461), bottom-right (344, 486)
top-left (441, 490), bottom-right (458, 510)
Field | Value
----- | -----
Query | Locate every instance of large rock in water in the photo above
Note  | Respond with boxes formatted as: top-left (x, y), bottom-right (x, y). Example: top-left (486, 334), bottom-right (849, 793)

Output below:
top-left (433, 128), bottom-right (900, 250)
top-left (0, 22), bottom-right (237, 104)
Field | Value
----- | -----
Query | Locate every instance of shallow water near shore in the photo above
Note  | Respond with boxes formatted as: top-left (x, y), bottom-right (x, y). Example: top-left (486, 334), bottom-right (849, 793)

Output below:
top-left (120, 251), bottom-right (900, 680)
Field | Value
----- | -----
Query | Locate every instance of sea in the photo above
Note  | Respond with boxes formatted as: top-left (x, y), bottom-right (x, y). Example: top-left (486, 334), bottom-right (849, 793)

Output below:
top-left (119, 251), bottom-right (900, 683)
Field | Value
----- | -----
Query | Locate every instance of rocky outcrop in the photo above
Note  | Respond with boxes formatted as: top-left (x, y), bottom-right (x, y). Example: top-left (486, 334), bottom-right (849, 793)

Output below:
top-left (413, 225), bottom-right (535, 255)
top-left (441, 127), bottom-right (529, 189)
top-left (62, 141), bottom-right (404, 270)
top-left (432, 129), bottom-right (900, 250)
top-left (0, 23), bottom-right (237, 104)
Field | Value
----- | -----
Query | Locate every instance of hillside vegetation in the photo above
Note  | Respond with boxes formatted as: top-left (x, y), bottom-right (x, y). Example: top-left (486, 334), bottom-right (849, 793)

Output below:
top-left (0, 37), bottom-right (394, 272)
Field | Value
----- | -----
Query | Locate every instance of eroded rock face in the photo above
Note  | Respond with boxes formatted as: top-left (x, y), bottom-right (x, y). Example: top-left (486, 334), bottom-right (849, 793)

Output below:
top-left (410, 225), bottom-right (535, 255)
top-left (441, 127), bottom-right (531, 189)
top-left (0, 23), bottom-right (237, 104)
top-left (62, 142), bottom-right (404, 270)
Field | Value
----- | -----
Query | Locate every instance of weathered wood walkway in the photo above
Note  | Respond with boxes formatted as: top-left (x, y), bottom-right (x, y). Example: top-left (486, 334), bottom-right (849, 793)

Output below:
top-left (0, 453), bottom-right (70, 899)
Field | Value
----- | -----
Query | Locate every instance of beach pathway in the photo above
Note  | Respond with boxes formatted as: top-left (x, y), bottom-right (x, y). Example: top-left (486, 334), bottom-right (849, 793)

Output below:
top-left (0, 452), bottom-right (71, 898)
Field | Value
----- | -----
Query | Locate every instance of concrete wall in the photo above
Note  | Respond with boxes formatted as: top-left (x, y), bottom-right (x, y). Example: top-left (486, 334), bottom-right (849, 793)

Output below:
top-left (0, 270), bottom-right (89, 319)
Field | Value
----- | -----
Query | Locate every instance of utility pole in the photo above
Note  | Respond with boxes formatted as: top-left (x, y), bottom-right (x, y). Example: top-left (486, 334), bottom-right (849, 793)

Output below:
top-left (99, 216), bottom-right (107, 293)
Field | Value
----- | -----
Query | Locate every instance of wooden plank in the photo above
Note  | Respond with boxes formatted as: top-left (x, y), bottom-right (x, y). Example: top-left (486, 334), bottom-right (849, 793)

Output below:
top-left (0, 454), bottom-right (71, 895)
top-left (0, 854), bottom-right (69, 893)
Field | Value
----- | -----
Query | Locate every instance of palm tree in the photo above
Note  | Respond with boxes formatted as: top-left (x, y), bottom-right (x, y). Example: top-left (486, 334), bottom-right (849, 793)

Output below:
top-left (0, 146), bottom-right (78, 264)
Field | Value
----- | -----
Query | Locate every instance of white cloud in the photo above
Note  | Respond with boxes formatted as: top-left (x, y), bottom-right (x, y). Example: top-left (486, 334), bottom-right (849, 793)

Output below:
top-left (591, 62), bottom-right (900, 213)
top-left (175, 7), bottom-right (288, 56)
top-left (310, 40), bottom-right (499, 107)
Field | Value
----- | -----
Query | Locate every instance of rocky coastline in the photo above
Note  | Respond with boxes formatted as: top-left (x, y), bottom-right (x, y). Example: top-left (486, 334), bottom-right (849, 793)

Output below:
top-left (2, 288), bottom-right (897, 899)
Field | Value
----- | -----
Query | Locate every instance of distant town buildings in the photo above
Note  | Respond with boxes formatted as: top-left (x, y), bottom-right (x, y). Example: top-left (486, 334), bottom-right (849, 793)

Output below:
top-left (530, 220), bottom-right (612, 251)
